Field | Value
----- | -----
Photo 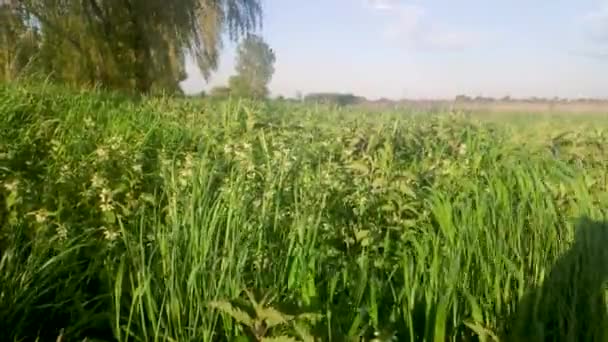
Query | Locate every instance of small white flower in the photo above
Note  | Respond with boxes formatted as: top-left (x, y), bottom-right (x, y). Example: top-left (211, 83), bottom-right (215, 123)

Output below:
top-left (99, 188), bottom-right (111, 200)
top-left (458, 143), bottom-right (467, 155)
top-left (95, 147), bottom-right (108, 160)
top-left (84, 117), bottom-right (95, 128)
top-left (108, 136), bottom-right (122, 151)
top-left (178, 178), bottom-right (190, 187)
top-left (56, 225), bottom-right (68, 240)
top-left (102, 227), bottom-right (120, 241)
top-left (179, 167), bottom-right (193, 179)
top-left (184, 153), bottom-right (194, 167)
top-left (160, 156), bottom-right (171, 168)
top-left (50, 139), bottom-right (62, 154)
top-left (4, 179), bottom-right (19, 192)
top-left (91, 173), bottom-right (106, 188)
top-left (34, 209), bottom-right (49, 223)
top-left (99, 188), bottom-right (114, 212)
top-left (100, 202), bottom-right (115, 212)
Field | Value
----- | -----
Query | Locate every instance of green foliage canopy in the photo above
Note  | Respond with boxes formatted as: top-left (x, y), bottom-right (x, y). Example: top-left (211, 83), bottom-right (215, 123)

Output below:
top-left (0, 0), bottom-right (262, 94)
top-left (228, 34), bottom-right (275, 98)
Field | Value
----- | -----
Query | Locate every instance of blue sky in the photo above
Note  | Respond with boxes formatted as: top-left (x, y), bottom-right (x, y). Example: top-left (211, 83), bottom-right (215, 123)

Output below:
top-left (180, 0), bottom-right (608, 99)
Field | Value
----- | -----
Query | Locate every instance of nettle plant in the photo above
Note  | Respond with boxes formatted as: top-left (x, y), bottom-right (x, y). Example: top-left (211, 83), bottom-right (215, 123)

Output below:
top-left (210, 290), bottom-right (322, 342)
top-left (0, 96), bottom-right (208, 246)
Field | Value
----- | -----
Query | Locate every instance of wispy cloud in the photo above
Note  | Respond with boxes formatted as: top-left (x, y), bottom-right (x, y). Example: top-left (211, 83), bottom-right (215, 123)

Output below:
top-left (367, 1), bottom-right (485, 51)
top-left (582, 3), bottom-right (608, 43)
top-left (367, 0), bottom-right (399, 10)
top-left (575, 2), bottom-right (608, 59)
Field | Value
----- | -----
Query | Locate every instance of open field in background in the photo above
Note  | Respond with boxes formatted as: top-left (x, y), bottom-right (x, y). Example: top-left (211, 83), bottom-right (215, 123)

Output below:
top-left (359, 99), bottom-right (608, 117)
top-left (455, 100), bottom-right (608, 115)
top-left (1, 83), bottom-right (608, 341)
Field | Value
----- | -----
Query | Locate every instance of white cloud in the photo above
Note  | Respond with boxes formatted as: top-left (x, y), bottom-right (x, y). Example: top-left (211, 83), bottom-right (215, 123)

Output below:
top-left (574, 2), bottom-right (608, 59)
top-left (367, 0), bottom-right (399, 11)
top-left (582, 3), bottom-right (608, 43)
top-left (369, 1), bottom-right (484, 51)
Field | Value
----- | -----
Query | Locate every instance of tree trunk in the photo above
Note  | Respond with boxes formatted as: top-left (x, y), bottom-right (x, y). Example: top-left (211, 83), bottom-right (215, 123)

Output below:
top-left (122, 0), bottom-right (151, 94)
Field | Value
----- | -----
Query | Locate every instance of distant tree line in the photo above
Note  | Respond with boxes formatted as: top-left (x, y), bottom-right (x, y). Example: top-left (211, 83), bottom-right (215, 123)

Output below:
top-left (454, 94), bottom-right (608, 103)
top-left (303, 93), bottom-right (366, 106)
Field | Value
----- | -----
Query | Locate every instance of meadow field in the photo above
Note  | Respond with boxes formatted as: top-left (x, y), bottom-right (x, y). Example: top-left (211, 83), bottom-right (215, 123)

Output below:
top-left (1, 83), bottom-right (608, 341)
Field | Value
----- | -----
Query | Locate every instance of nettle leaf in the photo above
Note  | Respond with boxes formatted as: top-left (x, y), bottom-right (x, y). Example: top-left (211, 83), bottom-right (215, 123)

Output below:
top-left (355, 229), bottom-right (371, 247)
top-left (297, 312), bottom-right (323, 323)
top-left (348, 161), bottom-right (369, 175)
top-left (396, 181), bottom-right (416, 198)
top-left (112, 183), bottom-right (129, 195)
top-left (5, 191), bottom-right (18, 209)
top-left (209, 300), bottom-right (254, 328)
top-left (372, 177), bottom-right (387, 189)
top-left (102, 211), bottom-right (116, 224)
top-left (463, 321), bottom-right (500, 342)
top-left (258, 307), bottom-right (292, 328)
top-left (293, 321), bottom-right (315, 342)
top-left (140, 193), bottom-right (156, 205)
top-left (380, 203), bottom-right (395, 212)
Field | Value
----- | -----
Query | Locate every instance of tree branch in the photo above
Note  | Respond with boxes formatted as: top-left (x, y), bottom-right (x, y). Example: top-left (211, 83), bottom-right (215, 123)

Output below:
top-left (16, 0), bottom-right (84, 54)
top-left (84, 0), bottom-right (112, 38)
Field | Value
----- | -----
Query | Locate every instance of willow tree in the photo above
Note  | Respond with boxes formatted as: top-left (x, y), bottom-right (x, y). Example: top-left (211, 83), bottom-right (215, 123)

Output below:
top-left (0, 1), bottom-right (39, 81)
top-left (6, 0), bottom-right (262, 93)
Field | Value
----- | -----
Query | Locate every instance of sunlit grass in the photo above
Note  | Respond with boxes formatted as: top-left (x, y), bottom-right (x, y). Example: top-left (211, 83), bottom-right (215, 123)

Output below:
top-left (0, 83), bottom-right (607, 341)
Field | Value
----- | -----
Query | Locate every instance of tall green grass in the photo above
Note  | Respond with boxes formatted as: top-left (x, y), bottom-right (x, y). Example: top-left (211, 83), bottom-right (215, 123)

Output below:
top-left (0, 83), bottom-right (607, 341)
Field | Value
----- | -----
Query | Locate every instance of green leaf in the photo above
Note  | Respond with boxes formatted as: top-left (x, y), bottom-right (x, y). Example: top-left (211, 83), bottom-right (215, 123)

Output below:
top-left (433, 295), bottom-right (450, 342)
top-left (209, 300), bottom-right (254, 328)
top-left (232, 336), bottom-right (252, 342)
top-left (355, 229), bottom-right (370, 243)
top-left (397, 182), bottom-right (416, 198)
top-left (293, 321), bottom-right (315, 342)
top-left (372, 177), bottom-right (387, 189)
top-left (347, 312), bottom-right (364, 338)
top-left (140, 193), bottom-right (156, 205)
top-left (465, 291), bottom-right (484, 324)
top-left (102, 211), bottom-right (116, 224)
top-left (112, 183), bottom-right (128, 195)
top-left (463, 321), bottom-right (500, 342)
top-left (380, 203), bottom-right (395, 212)
top-left (287, 258), bottom-right (299, 291)
top-left (401, 219), bottom-right (417, 228)
top-left (297, 312), bottom-right (323, 323)
top-left (257, 307), bottom-right (292, 328)
top-left (5, 191), bottom-right (17, 209)
top-left (349, 161), bottom-right (369, 175)
top-left (260, 336), bottom-right (298, 342)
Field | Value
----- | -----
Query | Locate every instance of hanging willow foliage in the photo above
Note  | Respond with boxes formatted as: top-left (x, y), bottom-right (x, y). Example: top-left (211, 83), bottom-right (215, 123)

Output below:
top-left (0, 0), bottom-right (262, 93)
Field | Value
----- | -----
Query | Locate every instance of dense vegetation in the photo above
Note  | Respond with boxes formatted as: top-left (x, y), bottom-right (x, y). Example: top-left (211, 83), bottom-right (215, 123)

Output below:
top-left (0, 0), bottom-right (262, 94)
top-left (1, 83), bottom-right (608, 341)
